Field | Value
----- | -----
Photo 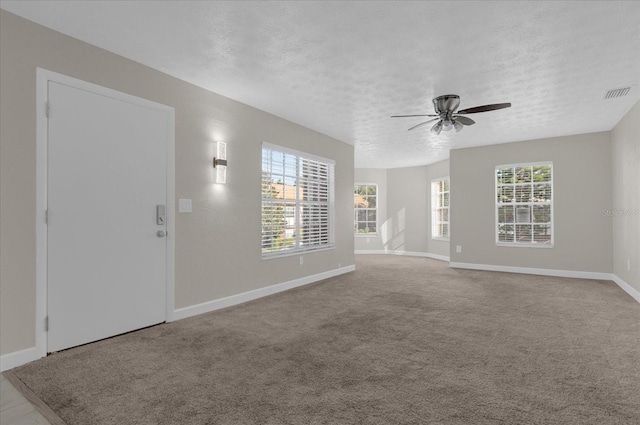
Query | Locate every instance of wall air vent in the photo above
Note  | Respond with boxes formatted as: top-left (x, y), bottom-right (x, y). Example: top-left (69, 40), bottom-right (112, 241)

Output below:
top-left (604, 87), bottom-right (631, 99)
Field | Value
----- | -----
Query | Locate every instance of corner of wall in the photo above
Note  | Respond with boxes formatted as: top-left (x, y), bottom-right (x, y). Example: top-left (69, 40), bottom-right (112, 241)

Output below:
top-left (611, 100), bottom-right (640, 294)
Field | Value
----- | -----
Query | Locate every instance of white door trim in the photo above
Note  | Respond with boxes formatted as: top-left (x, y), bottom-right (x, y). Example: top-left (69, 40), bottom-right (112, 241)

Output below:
top-left (35, 68), bottom-right (175, 358)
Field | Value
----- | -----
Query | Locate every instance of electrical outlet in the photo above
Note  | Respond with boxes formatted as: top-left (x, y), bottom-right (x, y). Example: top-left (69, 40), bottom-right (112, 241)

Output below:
top-left (628, 259), bottom-right (631, 271)
top-left (456, 245), bottom-right (462, 253)
top-left (299, 256), bottom-right (303, 266)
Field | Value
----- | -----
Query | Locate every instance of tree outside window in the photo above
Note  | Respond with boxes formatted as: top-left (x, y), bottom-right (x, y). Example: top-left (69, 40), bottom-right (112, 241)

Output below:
top-left (262, 145), bottom-right (334, 256)
top-left (431, 178), bottom-right (450, 240)
top-left (496, 163), bottom-right (553, 246)
top-left (354, 184), bottom-right (377, 234)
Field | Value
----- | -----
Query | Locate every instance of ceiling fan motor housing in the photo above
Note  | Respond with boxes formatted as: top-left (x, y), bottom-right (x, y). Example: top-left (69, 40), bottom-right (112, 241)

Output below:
top-left (433, 94), bottom-right (460, 114)
top-left (390, 94), bottom-right (509, 133)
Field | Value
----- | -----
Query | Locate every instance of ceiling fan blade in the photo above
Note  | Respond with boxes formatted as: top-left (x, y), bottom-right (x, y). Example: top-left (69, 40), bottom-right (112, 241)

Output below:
top-left (457, 103), bottom-right (511, 114)
top-left (408, 118), bottom-right (439, 131)
top-left (453, 115), bottom-right (475, 125)
top-left (391, 114), bottom-right (439, 118)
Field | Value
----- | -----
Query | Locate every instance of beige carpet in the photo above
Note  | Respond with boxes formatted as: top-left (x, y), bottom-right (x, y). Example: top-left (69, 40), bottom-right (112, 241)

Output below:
top-left (5, 255), bottom-right (640, 424)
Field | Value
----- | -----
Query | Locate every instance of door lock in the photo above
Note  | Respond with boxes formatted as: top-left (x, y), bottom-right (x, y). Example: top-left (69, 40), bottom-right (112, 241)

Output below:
top-left (156, 205), bottom-right (166, 225)
top-left (157, 230), bottom-right (167, 238)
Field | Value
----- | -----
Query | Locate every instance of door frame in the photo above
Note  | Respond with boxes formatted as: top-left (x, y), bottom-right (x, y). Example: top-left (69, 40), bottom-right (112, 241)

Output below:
top-left (35, 68), bottom-right (175, 357)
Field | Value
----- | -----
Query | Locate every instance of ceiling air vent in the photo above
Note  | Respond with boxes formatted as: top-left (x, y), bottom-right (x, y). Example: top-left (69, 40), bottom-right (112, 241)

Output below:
top-left (604, 87), bottom-right (631, 99)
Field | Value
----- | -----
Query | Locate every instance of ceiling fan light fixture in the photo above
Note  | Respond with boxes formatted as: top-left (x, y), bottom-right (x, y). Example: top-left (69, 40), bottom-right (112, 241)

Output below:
top-left (392, 94), bottom-right (511, 135)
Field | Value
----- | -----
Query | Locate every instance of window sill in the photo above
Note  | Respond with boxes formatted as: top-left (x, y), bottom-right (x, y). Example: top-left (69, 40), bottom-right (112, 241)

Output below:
top-left (496, 242), bottom-right (554, 248)
top-left (431, 237), bottom-right (450, 242)
top-left (261, 245), bottom-right (335, 260)
top-left (355, 234), bottom-right (378, 237)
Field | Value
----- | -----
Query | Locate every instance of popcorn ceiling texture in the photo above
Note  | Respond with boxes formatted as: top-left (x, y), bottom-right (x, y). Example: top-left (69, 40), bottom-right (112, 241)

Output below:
top-left (1, 1), bottom-right (638, 168)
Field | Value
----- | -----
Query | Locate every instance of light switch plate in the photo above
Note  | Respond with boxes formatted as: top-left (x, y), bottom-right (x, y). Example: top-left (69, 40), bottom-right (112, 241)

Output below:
top-left (178, 199), bottom-right (192, 213)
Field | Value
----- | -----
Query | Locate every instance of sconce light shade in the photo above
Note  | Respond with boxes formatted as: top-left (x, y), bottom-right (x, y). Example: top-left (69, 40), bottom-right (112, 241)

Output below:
top-left (213, 142), bottom-right (227, 184)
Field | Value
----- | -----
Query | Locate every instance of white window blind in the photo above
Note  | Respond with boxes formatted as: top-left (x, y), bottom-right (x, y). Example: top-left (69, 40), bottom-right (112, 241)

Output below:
top-left (354, 184), bottom-right (377, 234)
top-left (261, 144), bottom-right (334, 256)
top-left (496, 163), bottom-right (553, 246)
top-left (431, 177), bottom-right (450, 240)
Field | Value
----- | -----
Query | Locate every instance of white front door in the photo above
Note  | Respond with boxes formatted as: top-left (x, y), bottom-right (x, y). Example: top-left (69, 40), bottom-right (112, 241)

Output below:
top-left (47, 80), bottom-right (170, 352)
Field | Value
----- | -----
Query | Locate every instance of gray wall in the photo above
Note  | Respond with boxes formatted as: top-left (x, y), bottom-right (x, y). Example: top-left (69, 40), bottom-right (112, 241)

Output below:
top-left (386, 166), bottom-right (429, 253)
top-left (355, 160), bottom-right (450, 258)
top-left (0, 11), bottom-right (354, 355)
top-left (449, 133), bottom-right (613, 273)
top-left (354, 168), bottom-right (387, 252)
top-left (611, 101), bottom-right (640, 292)
top-left (357, 126), bottom-right (636, 293)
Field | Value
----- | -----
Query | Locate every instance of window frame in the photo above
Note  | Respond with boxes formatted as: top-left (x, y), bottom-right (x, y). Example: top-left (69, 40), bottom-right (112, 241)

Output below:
top-left (431, 176), bottom-right (450, 241)
top-left (261, 142), bottom-right (335, 258)
top-left (495, 161), bottom-right (554, 248)
top-left (354, 183), bottom-right (378, 236)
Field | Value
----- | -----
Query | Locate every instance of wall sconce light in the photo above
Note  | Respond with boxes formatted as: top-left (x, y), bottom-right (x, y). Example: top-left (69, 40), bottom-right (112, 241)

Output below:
top-left (213, 141), bottom-right (227, 184)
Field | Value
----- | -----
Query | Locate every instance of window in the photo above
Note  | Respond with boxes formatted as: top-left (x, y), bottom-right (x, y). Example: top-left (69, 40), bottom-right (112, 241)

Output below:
top-left (431, 177), bottom-right (450, 240)
top-left (261, 144), bottom-right (334, 256)
top-left (354, 184), bottom-right (377, 234)
top-left (496, 163), bottom-right (553, 246)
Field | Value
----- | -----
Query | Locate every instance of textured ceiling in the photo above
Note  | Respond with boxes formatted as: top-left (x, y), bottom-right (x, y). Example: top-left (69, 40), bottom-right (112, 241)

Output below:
top-left (2, 1), bottom-right (639, 168)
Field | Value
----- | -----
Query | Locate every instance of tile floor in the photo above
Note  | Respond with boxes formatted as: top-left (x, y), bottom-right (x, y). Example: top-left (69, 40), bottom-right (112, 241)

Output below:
top-left (0, 373), bottom-right (52, 425)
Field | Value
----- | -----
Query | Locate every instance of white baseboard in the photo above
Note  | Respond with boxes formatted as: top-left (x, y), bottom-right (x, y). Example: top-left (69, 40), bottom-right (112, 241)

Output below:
top-left (173, 265), bottom-right (356, 321)
top-left (355, 249), bottom-right (450, 262)
top-left (1, 266), bottom-right (356, 371)
top-left (0, 347), bottom-right (42, 372)
top-left (4, 264), bottom-right (633, 372)
top-left (449, 262), bottom-right (613, 280)
top-left (612, 274), bottom-right (640, 304)
top-left (449, 262), bottom-right (640, 305)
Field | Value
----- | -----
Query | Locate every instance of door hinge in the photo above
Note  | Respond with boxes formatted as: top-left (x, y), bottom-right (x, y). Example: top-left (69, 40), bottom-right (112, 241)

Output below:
top-left (45, 209), bottom-right (48, 224)
top-left (45, 316), bottom-right (49, 332)
top-left (45, 102), bottom-right (50, 118)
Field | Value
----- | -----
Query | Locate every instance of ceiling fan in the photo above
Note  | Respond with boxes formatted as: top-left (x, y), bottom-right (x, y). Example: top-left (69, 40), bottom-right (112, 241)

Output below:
top-left (391, 94), bottom-right (511, 135)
